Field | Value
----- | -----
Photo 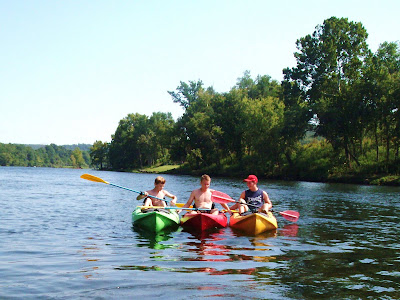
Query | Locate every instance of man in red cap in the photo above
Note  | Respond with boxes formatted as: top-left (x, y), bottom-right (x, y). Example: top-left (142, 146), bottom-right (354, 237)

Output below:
top-left (230, 175), bottom-right (272, 214)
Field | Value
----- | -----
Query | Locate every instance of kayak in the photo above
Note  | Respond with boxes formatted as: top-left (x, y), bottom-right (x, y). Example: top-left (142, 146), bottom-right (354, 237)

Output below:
top-left (180, 212), bottom-right (228, 231)
top-left (229, 211), bottom-right (278, 235)
top-left (132, 207), bottom-right (180, 232)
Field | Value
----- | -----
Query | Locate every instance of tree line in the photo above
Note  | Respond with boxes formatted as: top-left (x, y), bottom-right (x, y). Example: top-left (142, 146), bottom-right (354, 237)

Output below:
top-left (91, 17), bottom-right (399, 184)
top-left (2, 17), bottom-right (398, 184)
top-left (0, 143), bottom-right (90, 168)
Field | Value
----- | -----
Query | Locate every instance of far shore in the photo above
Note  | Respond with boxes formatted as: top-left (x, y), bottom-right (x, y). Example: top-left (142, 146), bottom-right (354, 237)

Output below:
top-left (129, 164), bottom-right (400, 187)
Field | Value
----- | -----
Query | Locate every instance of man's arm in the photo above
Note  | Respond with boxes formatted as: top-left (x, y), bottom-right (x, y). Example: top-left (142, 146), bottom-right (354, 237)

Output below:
top-left (263, 191), bottom-right (272, 210)
top-left (183, 191), bottom-right (195, 208)
top-left (164, 190), bottom-right (177, 205)
top-left (136, 190), bottom-right (149, 200)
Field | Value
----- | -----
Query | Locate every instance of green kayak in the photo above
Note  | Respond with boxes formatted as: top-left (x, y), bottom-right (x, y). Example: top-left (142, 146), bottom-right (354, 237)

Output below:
top-left (132, 207), bottom-right (180, 232)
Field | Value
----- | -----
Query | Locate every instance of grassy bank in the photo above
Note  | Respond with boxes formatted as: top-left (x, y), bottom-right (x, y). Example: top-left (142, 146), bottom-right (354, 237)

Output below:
top-left (138, 165), bottom-right (181, 173)
top-left (138, 164), bottom-right (400, 186)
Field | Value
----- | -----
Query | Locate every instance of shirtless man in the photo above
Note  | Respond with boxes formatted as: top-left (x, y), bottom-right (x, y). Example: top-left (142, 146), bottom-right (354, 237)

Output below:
top-left (181, 174), bottom-right (229, 215)
top-left (136, 176), bottom-right (177, 207)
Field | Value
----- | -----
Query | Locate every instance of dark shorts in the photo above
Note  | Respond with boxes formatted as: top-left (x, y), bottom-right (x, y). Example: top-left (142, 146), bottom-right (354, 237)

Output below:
top-left (193, 203), bottom-right (215, 213)
top-left (141, 208), bottom-right (170, 214)
top-left (249, 206), bottom-right (259, 213)
top-left (143, 197), bottom-right (166, 205)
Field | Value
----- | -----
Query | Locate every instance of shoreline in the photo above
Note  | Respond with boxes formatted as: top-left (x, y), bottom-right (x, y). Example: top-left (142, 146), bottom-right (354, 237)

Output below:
top-left (136, 165), bottom-right (400, 187)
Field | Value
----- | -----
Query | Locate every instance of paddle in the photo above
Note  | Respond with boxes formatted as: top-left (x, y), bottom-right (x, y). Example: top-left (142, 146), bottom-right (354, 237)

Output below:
top-left (80, 173), bottom-right (172, 204)
top-left (211, 190), bottom-right (300, 222)
top-left (211, 190), bottom-right (258, 207)
top-left (279, 210), bottom-right (300, 222)
top-left (137, 206), bottom-right (210, 211)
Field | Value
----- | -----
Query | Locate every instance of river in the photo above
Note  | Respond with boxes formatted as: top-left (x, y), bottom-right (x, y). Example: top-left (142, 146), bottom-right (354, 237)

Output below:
top-left (1, 167), bottom-right (399, 299)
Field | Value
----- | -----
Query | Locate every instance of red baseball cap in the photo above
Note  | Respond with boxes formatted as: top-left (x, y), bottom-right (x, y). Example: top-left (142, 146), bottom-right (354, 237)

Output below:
top-left (243, 175), bottom-right (258, 183)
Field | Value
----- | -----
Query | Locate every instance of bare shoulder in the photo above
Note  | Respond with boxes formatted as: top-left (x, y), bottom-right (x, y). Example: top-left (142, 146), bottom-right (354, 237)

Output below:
top-left (147, 189), bottom-right (157, 196)
top-left (191, 188), bottom-right (201, 197)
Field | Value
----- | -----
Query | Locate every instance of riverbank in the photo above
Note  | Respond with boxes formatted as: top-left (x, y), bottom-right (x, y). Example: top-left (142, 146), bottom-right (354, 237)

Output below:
top-left (137, 164), bottom-right (400, 186)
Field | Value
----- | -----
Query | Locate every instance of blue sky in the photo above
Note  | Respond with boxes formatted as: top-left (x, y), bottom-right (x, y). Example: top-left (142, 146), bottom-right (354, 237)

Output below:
top-left (1, 0), bottom-right (399, 145)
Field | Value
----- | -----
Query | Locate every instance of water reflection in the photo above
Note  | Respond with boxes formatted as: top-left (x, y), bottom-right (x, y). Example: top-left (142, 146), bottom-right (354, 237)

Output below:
top-left (230, 227), bottom-right (278, 239)
top-left (133, 226), bottom-right (180, 250)
top-left (78, 236), bottom-right (102, 280)
top-left (279, 224), bottom-right (299, 237)
top-left (177, 228), bottom-right (282, 267)
top-left (183, 229), bottom-right (231, 262)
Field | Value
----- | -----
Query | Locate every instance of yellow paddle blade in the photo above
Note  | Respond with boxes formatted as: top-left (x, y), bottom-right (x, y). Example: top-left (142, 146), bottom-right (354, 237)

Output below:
top-left (80, 173), bottom-right (109, 184)
top-left (139, 204), bottom-right (185, 208)
top-left (222, 209), bottom-right (239, 213)
top-left (137, 205), bottom-right (192, 211)
top-left (175, 203), bottom-right (193, 208)
top-left (137, 206), bottom-right (171, 209)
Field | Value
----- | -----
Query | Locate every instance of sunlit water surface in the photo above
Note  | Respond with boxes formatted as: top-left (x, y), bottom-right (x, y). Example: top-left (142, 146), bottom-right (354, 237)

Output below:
top-left (1, 167), bottom-right (399, 299)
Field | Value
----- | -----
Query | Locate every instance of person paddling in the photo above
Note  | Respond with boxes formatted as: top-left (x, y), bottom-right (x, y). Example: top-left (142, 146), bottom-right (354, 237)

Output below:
top-left (181, 174), bottom-right (229, 215)
top-left (230, 175), bottom-right (272, 214)
top-left (136, 176), bottom-right (177, 207)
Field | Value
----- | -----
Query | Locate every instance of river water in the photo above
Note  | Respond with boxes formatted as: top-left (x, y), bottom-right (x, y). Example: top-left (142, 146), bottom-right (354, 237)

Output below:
top-left (1, 167), bottom-right (399, 299)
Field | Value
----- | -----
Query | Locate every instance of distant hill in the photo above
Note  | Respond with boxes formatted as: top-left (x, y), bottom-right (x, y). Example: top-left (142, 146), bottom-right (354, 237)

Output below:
top-left (25, 143), bottom-right (93, 151)
top-left (61, 144), bottom-right (92, 151)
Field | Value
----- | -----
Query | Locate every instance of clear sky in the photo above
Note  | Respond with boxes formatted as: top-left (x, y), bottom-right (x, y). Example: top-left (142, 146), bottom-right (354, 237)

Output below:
top-left (1, 0), bottom-right (399, 145)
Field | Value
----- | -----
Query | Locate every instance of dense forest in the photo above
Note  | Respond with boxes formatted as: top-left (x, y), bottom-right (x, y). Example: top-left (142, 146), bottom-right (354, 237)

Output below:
top-left (2, 17), bottom-right (399, 185)
top-left (90, 17), bottom-right (400, 185)
top-left (0, 143), bottom-right (90, 168)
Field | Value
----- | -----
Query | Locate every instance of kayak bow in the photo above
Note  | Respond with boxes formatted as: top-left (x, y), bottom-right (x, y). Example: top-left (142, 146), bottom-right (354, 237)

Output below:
top-left (230, 211), bottom-right (278, 235)
top-left (180, 212), bottom-right (228, 231)
top-left (132, 207), bottom-right (180, 232)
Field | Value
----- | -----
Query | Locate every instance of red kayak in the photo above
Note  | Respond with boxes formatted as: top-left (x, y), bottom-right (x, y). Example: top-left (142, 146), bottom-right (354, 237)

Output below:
top-left (180, 212), bottom-right (228, 231)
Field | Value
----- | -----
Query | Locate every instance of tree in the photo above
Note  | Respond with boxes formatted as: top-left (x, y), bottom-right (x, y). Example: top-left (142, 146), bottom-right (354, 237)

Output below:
top-left (71, 147), bottom-right (86, 168)
top-left (284, 17), bottom-right (370, 167)
top-left (214, 88), bottom-right (247, 163)
top-left (237, 95), bottom-right (285, 174)
top-left (235, 71), bottom-right (281, 99)
top-left (280, 79), bottom-right (313, 168)
top-left (168, 80), bottom-right (204, 109)
top-left (148, 112), bottom-right (175, 165)
top-left (173, 87), bottom-right (223, 168)
top-left (90, 141), bottom-right (109, 169)
top-left (108, 113), bottom-right (149, 169)
top-left (363, 41), bottom-right (400, 168)
top-left (108, 112), bottom-right (176, 170)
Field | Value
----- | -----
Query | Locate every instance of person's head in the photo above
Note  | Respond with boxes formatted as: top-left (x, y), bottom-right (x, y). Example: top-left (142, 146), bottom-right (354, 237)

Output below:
top-left (154, 176), bottom-right (166, 188)
top-left (243, 175), bottom-right (258, 189)
top-left (200, 174), bottom-right (211, 189)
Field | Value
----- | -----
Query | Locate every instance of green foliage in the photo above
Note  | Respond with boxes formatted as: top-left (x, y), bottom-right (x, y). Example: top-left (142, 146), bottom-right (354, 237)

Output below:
top-left (7, 17), bottom-right (397, 185)
top-left (107, 112), bottom-right (175, 170)
top-left (71, 148), bottom-right (86, 168)
top-left (0, 143), bottom-right (90, 168)
top-left (168, 80), bottom-right (204, 109)
top-left (284, 17), bottom-right (370, 167)
top-left (289, 139), bottom-right (335, 181)
top-left (100, 34), bottom-right (399, 184)
top-left (90, 141), bottom-right (109, 170)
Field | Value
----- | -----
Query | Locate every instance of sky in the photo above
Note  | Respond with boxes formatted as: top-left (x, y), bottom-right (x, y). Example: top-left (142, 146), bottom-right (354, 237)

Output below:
top-left (1, 0), bottom-right (399, 145)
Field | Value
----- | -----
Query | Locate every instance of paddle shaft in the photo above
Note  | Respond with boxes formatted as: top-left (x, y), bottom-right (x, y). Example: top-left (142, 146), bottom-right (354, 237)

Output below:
top-left (138, 206), bottom-right (211, 211)
top-left (212, 190), bottom-right (299, 222)
top-left (81, 173), bottom-right (171, 203)
top-left (107, 182), bottom-right (173, 203)
top-left (212, 193), bottom-right (259, 207)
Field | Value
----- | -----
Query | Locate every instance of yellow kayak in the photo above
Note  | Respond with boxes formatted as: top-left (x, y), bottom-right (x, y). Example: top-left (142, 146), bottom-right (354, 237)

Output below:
top-left (229, 211), bottom-right (278, 235)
